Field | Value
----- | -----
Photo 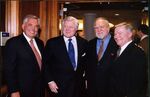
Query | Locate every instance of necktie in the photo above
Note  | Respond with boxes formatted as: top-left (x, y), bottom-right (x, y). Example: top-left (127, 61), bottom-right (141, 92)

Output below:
top-left (68, 39), bottom-right (76, 69)
top-left (116, 48), bottom-right (121, 58)
top-left (30, 39), bottom-right (42, 70)
top-left (98, 40), bottom-right (104, 61)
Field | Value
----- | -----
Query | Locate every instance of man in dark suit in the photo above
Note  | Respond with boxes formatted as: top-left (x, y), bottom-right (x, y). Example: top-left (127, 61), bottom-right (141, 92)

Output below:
top-left (86, 17), bottom-right (118, 97)
top-left (110, 22), bottom-right (147, 97)
top-left (137, 24), bottom-right (149, 56)
top-left (137, 24), bottom-right (149, 96)
top-left (44, 16), bottom-right (87, 97)
top-left (4, 15), bottom-right (45, 97)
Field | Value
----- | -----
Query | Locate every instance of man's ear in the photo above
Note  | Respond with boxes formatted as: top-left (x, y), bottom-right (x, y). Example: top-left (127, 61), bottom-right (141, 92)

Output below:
top-left (22, 24), bottom-right (25, 30)
top-left (129, 32), bottom-right (133, 38)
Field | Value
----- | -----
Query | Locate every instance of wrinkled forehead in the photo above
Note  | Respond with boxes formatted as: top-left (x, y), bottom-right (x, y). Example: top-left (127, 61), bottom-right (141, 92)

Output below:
top-left (115, 26), bottom-right (125, 32)
top-left (63, 21), bottom-right (76, 27)
top-left (115, 26), bottom-right (132, 35)
top-left (26, 18), bottom-right (38, 23)
top-left (95, 19), bottom-right (109, 27)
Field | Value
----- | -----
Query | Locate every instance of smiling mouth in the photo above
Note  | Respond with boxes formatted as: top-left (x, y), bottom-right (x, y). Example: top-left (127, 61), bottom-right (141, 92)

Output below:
top-left (29, 30), bottom-right (35, 33)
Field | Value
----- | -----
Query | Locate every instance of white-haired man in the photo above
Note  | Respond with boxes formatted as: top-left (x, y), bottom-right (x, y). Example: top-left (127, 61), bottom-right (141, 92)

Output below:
top-left (44, 16), bottom-right (87, 97)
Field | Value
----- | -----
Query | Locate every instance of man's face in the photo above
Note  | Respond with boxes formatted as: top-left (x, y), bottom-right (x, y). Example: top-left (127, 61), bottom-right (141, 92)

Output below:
top-left (94, 19), bottom-right (110, 39)
top-left (62, 21), bottom-right (77, 38)
top-left (136, 30), bottom-right (142, 38)
top-left (114, 26), bottom-right (132, 47)
top-left (22, 18), bottom-right (39, 39)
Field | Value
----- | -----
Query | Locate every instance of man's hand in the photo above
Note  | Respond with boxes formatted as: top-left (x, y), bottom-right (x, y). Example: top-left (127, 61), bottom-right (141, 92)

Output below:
top-left (11, 91), bottom-right (20, 97)
top-left (48, 81), bottom-right (59, 93)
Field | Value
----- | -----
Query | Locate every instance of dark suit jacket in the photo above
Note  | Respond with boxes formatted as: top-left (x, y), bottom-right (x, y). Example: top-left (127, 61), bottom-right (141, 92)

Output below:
top-left (110, 42), bottom-right (147, 97)
top-left (139, 36), bottom-right (149, 96)
top-left (139, 36), bottom-right (148, 57)
top-left (4, 34), bottom-right (45, 97)
top-left (44, 36), bottom-right (87, 97)
top-left (86, 36), bottom-right (118, 97)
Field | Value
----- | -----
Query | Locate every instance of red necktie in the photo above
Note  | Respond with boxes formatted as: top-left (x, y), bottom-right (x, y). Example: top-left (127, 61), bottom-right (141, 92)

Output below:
top-left (30, 39), bottom-right (42, 70)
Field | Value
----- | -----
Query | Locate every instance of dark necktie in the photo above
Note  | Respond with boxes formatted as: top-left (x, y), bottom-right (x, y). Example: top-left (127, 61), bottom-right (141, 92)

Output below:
top-left (116, 48), bottom-right (121, 58)
top-left (98, 40), bottom-right (104, 61)
top-left (68, 39), bottom-right (76, 69)
top-left (30, 39), bottom-right (42, 70)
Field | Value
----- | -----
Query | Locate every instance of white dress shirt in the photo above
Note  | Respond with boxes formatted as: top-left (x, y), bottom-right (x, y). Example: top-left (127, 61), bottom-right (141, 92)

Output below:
top-left (119, 40), bottom-right (132, 56)
top-left (23, 32), bottom-right (41, 58)
top-left (141, 35), bottom-right (148, 41)
top-left (63, 36), bottom-right (78, 69)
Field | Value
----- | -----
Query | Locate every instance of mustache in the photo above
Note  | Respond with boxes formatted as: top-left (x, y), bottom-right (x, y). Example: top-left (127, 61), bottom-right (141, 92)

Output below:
top-left (96, 33), bottom-right (104, 39)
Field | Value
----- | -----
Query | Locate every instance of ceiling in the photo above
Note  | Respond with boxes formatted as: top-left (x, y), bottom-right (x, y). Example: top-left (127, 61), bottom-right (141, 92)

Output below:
top-left (63, 2), bottom-right (147, 10)
top-left (58, 0), bottom-right (148, 26)
top-left (58, 0), bottom-right (147, 3)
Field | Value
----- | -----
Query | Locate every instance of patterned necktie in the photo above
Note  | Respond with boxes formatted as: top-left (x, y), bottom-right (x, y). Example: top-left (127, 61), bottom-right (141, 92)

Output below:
top-left (68, 39), bottom-right (76, 70)
top-left (30, 39), bottom-right (42, 70)
top-left (98, 40), bottom-right (104, 61)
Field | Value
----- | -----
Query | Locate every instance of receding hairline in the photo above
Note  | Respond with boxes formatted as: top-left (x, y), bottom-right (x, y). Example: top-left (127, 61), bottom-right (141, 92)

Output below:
top-left (95, 17), bottom-right (110, 27)
top-left (115, 22), bottom-right (127, 28)
top-left (63, 16), bottom-right (78, 24)
top-left (115, 22), bottom-right (134, 32)
top-left (23, 15), bottom-right (40, 24)
top-left (62, 16), bottom-right (79, 30)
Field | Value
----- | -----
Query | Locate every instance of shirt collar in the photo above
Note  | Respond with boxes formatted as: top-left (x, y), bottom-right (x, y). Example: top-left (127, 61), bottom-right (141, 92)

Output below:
top-left (121, 40), bottom-right (132, 49)
top-left (141, 35), bottom-right (148, 41)
top-left (63, 36), bottom-right (76, 43)
top-left (120, 40), bottom-right (132, 55)
top-left (23, 32), bottom-right (35, 43)
top-left (97, 33), bottom-right (111, 42)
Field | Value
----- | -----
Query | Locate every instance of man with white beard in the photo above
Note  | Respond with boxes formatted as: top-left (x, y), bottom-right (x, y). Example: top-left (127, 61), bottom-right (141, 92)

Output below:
top-left (85, 17), bottom-right (118, 97)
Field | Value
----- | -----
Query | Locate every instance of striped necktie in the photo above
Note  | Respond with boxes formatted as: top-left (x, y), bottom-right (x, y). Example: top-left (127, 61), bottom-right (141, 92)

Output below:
top-left (30, 39), bottom-right (42, 70)
top-left (98, 40), bottom-right (104, 61)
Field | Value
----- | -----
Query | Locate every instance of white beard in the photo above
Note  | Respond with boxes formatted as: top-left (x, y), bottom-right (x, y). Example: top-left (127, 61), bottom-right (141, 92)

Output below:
top-left (96, 32), bottom-right (105, 39)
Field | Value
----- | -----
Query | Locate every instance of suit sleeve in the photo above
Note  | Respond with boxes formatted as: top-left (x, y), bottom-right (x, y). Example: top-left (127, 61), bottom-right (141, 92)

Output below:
top-left (128, 48), bottom-right (147, 97)
top-left (4, 39), bottom-right (19, 93)
top-left (43, 40), bottom-right (54, 84)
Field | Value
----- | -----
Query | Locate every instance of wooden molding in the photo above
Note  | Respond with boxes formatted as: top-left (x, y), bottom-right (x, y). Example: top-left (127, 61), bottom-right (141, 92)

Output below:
top-left (39, 1), bottom-right (47, 43)
top-left (40, 0), bottom-right (59, 44)
top-left (5, 1), bottom-right (19, 37)
top-left (58, 0), bottom-right (142, 3)
top-left (47, 0), bottom-right (59, 39)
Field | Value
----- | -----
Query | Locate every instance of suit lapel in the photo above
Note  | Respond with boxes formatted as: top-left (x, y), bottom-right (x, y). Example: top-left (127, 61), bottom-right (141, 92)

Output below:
top-left (35, 38), bottom-right (43, 56)
top-left (20, 34), bottom-right (35, 57)
top-left (90, 38), bottom-right (98, 61)
top-left (76, 37), bottom-right (81, 66)
top-left (93, 38), bottom-right (98, 59)
top-left (102, 37), bottom-right (115, 58)
top-left (20, 34), bottom-right (41, 71)
top-left (59, 36), bottom-right (73, 67)
top-left (116, 42), bottom-right (134, 60)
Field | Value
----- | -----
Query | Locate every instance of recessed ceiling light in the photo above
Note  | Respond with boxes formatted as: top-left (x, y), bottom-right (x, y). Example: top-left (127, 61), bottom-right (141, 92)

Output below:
top-left (141, 0), bottom-right (147, 3)
top-left (65, 2), bottom-right (71, 4)
top-left (63, 8), bottom-right (67, 12)
top-left (115, 13), bottom-right (119, 16)
top-left (142, 7), bottom-right (148, 12)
